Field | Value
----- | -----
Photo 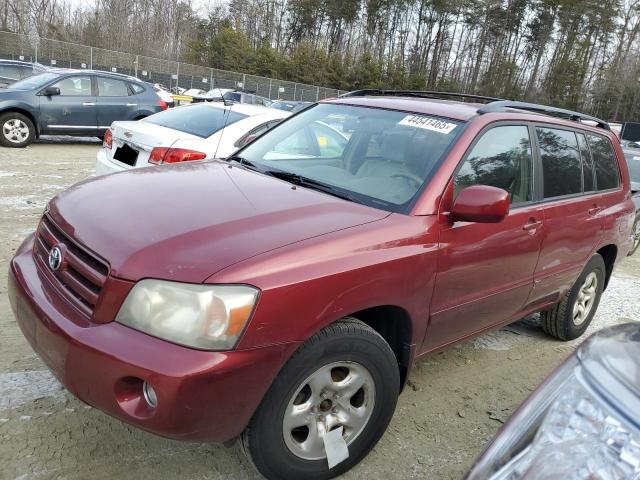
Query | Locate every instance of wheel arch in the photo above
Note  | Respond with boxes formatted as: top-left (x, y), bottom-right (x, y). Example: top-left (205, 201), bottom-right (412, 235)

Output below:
top-left (596, 244), bottom-right (617, 289)
top-left (0, 107), bottom-right (40, 136)
top-left (345, 305), bottom-right (413, 391)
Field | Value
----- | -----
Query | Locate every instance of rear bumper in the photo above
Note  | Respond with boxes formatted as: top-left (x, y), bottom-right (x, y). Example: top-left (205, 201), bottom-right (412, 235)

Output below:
top-left (95, 148), bottom-right (128, 176)
top-left (9, 235), bottom-right (299, 442)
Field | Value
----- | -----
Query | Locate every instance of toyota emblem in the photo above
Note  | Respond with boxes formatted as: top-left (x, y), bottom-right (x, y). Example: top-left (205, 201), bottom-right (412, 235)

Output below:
top-left (48, 246), bottom-right (63, 271)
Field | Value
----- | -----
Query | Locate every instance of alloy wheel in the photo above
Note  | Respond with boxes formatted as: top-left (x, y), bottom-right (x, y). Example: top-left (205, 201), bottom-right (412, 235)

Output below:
top-left (2, 118), bottom-right (29, 144)
top-left (282, 361), bottom-right (375, 461)
top-left (573, 272), bottom-right (598, 326)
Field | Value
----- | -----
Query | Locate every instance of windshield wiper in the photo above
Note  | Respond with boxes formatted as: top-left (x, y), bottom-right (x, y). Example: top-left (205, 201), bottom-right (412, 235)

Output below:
top-left (226, 155), bottom-right (262, 171)
top-left (264, 170), bottom-right (356, 203)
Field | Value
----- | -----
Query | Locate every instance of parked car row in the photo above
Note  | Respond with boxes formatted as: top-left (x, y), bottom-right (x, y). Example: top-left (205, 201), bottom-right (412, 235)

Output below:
top-left (7, 90), bottom-right (638, 479)
top-left (0, 60), bottom-right (314, 148)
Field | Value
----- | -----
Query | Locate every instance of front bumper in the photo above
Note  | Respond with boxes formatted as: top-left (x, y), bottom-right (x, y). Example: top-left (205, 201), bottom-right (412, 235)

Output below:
top-left (9, 235), bottom-right (299, 442)
top-left (95, 148), bottom-right (128, 176)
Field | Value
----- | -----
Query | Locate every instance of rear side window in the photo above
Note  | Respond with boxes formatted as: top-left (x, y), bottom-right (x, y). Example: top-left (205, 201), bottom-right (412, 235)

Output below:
top-left (455, 125), bottom-right (533, 205)
top-left (145, 104), bottom-right (247, 138)
top-left (588, 134), bottom-right (620, 190)
top-left (130, 83), bottom-right (145, 94)
top-left (577, 133), bottom-right (595, 192)
top-left (97, 77), bottom-right (129, 97)
top-left (537, 127), bottom-right (582, 198)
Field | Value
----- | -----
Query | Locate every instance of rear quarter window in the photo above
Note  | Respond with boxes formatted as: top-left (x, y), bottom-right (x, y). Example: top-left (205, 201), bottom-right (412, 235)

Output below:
top-left (145, 104), bottom-right (247, 138)
top-left (130, 83), bottom-right (145, 94)
top-left (588, 134), bottom-right (620, 190)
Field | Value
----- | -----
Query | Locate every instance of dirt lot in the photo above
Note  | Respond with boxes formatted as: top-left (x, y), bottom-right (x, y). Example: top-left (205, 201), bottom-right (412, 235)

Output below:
top-left (1, 141), bottom-right (639, 480)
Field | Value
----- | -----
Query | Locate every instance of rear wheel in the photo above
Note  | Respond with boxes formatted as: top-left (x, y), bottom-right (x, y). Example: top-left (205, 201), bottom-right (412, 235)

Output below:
top-left (0, 112), bottom-right (35, 147)
top-left (541, 254), bottom-right (606, 340)
top-left (242, 318), bottom-right (399, 480)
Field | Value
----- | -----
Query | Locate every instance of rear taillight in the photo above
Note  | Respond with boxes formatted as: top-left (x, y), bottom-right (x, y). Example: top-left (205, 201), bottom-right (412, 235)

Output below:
top-left (148, 147), bottom-right (207, 165)
top-left (157, 98), bottom-right (167, 110)
top-left (103, 129), bottom-right (113, 149)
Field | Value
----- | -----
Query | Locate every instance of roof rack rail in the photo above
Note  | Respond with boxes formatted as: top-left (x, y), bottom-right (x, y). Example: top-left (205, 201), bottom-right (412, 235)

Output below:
top-left (478, 100), bottom-right (610, 131)
top-left (340, 89), bottom-right (504, 104)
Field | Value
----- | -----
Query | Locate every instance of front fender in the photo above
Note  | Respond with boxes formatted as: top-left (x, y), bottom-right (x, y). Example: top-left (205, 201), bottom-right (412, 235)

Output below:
top-left (211, 214), bottom-right (440, 351)
top-left (0, 100), bottom-right (40, 133)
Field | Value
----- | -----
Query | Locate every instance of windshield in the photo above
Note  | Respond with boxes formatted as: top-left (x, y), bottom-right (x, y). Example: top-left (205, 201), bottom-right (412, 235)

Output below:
top-left (236, 103), bottom-right (463, 212)
top-left (8, 72), bottom-right (59, 90)
top-left (144, 104), bottom-right (247, 138)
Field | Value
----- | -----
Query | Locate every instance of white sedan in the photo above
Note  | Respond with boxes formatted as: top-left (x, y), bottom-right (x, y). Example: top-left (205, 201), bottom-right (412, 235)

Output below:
top-left (95, 102), bottom-right (289, 175)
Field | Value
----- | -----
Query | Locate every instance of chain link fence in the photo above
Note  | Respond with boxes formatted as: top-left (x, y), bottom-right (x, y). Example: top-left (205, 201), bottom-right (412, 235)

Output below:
top-left (0, 31), bottom-right (344, 102)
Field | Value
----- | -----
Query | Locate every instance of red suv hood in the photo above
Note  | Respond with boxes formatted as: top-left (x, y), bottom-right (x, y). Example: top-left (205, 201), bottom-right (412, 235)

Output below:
top-left (47, 161), bottom-right (389, 283)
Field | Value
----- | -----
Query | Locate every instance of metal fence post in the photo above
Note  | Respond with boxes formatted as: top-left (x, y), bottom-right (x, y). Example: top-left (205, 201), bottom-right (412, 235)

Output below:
top-left (316, 86), bottom-right (320, 101)
top-left (89, 47), bottom-right (92, 69)
top-left (293, 83), bottom-right (297, 101)
top-left (269, 79), bottom-right (272, 99)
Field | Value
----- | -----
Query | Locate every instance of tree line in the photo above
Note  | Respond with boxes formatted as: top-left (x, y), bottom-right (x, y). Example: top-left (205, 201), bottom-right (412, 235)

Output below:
top-left (3, 0), bottom-right (640, 121)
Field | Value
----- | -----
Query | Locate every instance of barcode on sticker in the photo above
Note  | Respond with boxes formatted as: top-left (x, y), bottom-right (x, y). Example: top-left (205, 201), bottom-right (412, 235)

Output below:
top-left (398, 115), bottom-right (457, 134)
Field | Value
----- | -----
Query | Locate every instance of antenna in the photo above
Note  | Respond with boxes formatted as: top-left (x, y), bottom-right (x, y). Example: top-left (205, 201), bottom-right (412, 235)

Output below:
top-left (213, 104), bottom-right (233, 159)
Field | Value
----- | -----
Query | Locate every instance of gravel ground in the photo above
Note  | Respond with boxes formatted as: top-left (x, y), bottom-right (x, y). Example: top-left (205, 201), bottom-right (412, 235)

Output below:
top-left (1, 140), bottom-right (639, 480)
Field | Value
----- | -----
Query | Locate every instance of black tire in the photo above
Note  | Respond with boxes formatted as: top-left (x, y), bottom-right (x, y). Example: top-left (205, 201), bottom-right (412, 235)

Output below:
top-left (242, 318), bottom-right (400, 480)
top-left (541, 254), bottom-right (606, 341)
top-left (0, 111), bottom-right (36, 148)
top-left (629, 213), bottom-right (640, 256)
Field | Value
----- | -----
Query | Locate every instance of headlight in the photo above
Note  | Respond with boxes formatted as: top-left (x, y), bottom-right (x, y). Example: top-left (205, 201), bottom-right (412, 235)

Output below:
top-left (115, 280), bottom-right (259, 350)
top-left (467, 324), bottom-right (640, 480)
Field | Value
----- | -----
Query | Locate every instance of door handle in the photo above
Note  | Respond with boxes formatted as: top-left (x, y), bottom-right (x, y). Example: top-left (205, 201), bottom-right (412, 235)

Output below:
top-left (126, 103), bottom-right (138, 106)
top-left (82, 102), bottom-right (95, 106)
top-left (523, 219), bottom-right (543, 232)
top-left (588, 205), bottom-right (602, 216)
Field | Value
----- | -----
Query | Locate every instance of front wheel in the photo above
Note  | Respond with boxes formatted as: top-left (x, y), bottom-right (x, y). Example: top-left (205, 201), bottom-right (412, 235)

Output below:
top-left (0, 112), bottom-right (35, 147)
top-left (541, 254), bottom-right (606, 341)
top-left (242, 318), bottom-right (400, 480)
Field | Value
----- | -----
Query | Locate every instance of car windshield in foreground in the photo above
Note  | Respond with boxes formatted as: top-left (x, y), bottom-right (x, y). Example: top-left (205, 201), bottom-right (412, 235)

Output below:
top-left (144, 104), bottom-right (248, 138)
top-left (7, 72), bottom-right (60, 90)
top-left (236, 103), bottom-right (463, 212)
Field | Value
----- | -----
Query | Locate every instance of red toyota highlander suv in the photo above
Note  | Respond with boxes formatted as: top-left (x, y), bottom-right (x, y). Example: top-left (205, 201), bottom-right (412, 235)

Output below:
top-left (8, 91), bottom-right (636, 479)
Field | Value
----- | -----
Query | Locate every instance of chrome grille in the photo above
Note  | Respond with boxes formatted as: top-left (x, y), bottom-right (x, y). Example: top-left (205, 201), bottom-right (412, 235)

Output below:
top-left (33, 215), bottom-right (109, 317)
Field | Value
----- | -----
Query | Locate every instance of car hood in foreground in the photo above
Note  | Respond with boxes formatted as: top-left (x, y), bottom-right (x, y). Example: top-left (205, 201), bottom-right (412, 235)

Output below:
top-left (47, 161), bottom-right (389, 283)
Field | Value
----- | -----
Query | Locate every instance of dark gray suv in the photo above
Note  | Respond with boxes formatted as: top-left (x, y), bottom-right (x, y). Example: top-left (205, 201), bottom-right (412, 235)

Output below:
top-left (0, 70), bottom-right (166, 147)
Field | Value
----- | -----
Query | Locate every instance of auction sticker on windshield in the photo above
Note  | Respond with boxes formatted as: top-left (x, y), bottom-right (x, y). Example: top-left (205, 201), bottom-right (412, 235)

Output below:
top-left (399, 115), bottom-right (457, 134)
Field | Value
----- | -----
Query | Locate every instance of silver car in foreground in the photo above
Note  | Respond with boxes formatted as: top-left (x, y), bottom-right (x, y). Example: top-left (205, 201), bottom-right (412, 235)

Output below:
top-left (467, 323), bottom-right (640, 480)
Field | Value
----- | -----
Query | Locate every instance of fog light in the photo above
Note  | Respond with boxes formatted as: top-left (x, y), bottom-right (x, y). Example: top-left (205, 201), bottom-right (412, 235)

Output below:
top-left (142, 381), bottom-right (158, 408)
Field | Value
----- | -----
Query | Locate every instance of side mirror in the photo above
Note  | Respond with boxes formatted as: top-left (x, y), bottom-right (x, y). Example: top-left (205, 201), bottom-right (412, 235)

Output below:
top-left (41, 86), bottom-right (60, 96)
top-left (451, 185), bottom-right (510, 223)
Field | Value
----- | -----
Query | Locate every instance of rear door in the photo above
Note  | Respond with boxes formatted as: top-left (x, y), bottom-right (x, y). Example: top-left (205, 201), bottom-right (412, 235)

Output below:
top-left (426, 124), bottom-right (544, 350)
top-left (527, 126), bottom-right (605, 306)
top-left (96, 76), bottom-right (136, 129)
top-left (39, 75), bottom-right (97, 133)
